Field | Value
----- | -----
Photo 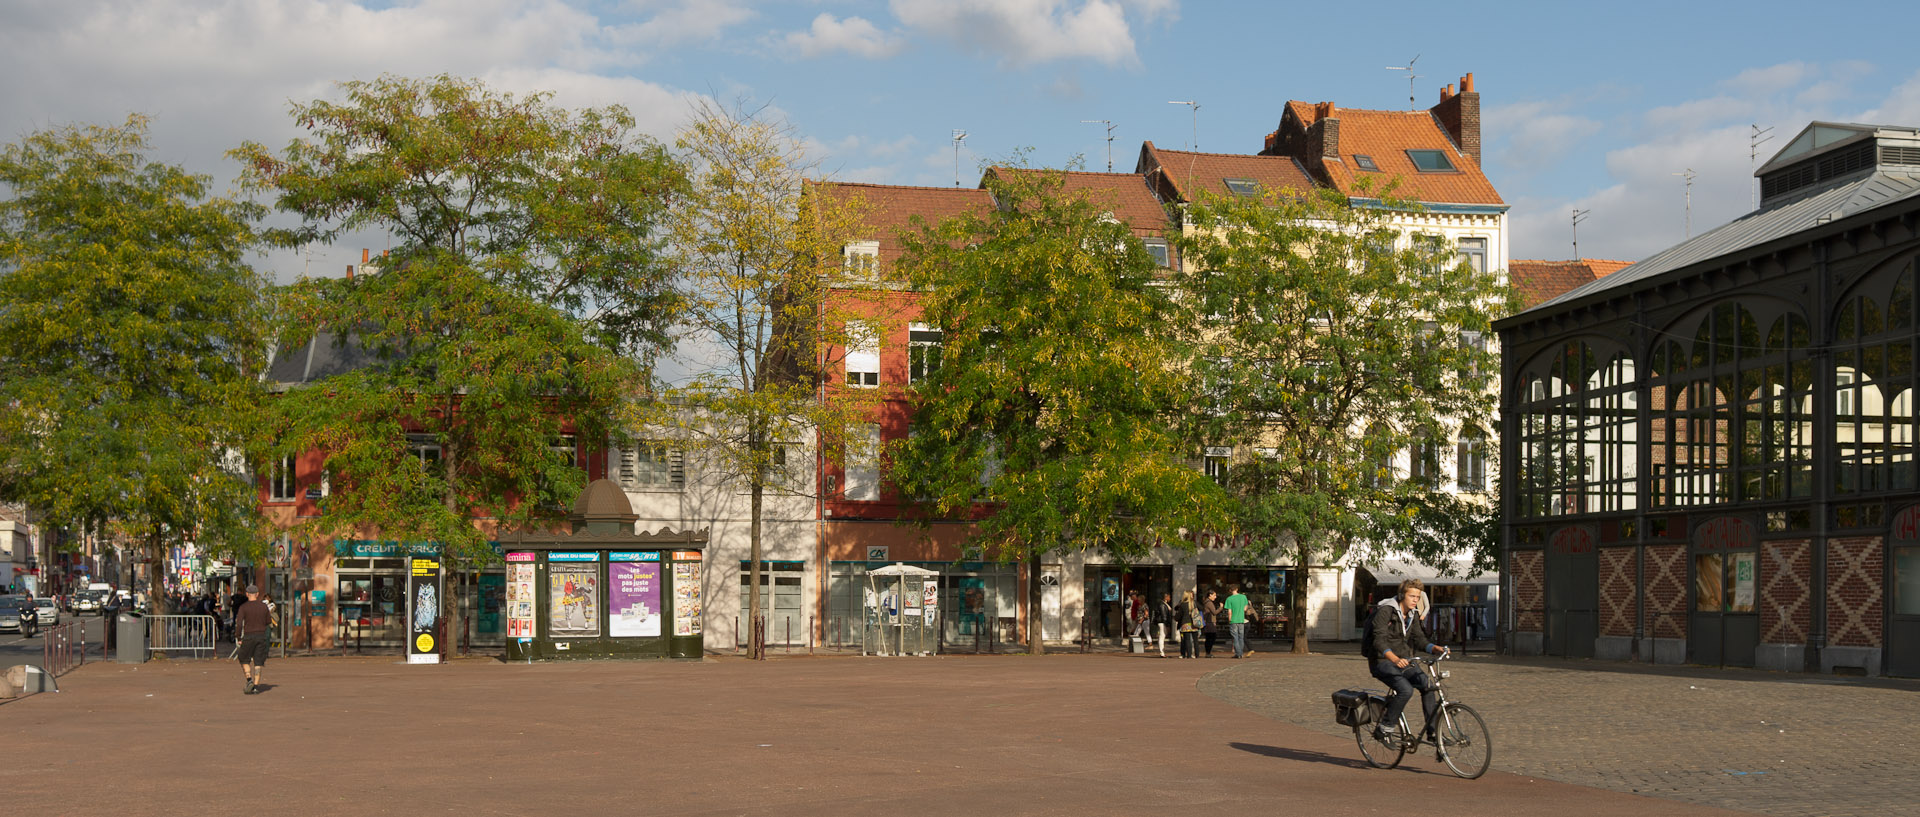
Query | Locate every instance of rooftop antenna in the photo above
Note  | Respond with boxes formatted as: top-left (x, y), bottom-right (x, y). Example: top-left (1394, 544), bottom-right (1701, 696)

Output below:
top-left (951, 129), bottom-right (967, 187)
top-left (1749, 124), bottom-right (1775, 210)
top-left (1386, 54), bottom-right (1422, 110)
top-left (1167, 100), bottom-right (1200, 151)
top-left (1572, 209), bottom-right (1592, 261)
top-left (1081, 119), bottom-right (1115, 172)
top-left (1673, 168), bottom-right (1697, 239)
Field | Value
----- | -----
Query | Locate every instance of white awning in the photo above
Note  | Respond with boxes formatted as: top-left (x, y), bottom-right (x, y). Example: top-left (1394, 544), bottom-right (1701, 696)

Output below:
top-left (1366, 559), bottom-right (1497, 586)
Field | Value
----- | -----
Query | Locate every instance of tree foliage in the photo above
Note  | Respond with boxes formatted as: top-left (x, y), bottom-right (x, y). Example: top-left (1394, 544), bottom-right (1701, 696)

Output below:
top-left (231, 76), bottom-right (679, 570)
top-left (1170, 185), bottom-right (1511, 652)
top-left (647, 100), bottom-right (879, 656)
top-left (0, 115), bottom-right (270, 606)
top-left (890, 167), bottom-right (1225, 654)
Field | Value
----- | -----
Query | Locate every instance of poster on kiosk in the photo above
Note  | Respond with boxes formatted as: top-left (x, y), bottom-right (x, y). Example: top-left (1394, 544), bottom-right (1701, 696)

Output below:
top-left (407, 555), bottom-right (444, 664)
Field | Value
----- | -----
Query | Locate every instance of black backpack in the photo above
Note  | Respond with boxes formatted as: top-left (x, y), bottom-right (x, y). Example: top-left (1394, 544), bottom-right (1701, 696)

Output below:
top-left (1359, 602), bottom-right (1381, 660)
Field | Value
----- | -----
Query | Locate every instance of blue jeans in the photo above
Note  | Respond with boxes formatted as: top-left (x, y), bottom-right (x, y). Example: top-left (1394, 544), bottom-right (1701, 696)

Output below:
top-left (1370, 658), bottom-right (1439, 733)
top-left (1229, 622), bottom-right (1247, 657)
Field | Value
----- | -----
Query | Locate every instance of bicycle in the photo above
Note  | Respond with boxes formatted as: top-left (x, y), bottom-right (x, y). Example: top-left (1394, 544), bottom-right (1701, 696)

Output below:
top-left (1335, 652), bottom-right (1492, 779)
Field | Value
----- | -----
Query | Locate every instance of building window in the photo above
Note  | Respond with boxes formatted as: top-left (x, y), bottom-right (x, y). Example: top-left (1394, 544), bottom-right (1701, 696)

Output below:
top-left (1223, 178), bottom-right (1259, 197)
top-left (843, 240), bottom-right (879, 281)
top-left (406, 434), bottom-right (442, 468)
top-left (738, 561), bottom-right (805, 646)
top-left (1142, 237), bottom-right (1170, 268)
top-left (1203, 447), bottom-right (1230, 488)
top-left (1456, 237), bottom-right (1488, 274)
top-left (268, 455), bottom-right (297, 502)
top-left (1353, 154), bottom-right (1379, 172)
top-left (908, 324), bottom-right (943, 384)
top-left (1407, 150), bottom-right (1457, 172)
top-left (843, 424), bottom-right (881, 501)
top-left (619, 443), bottom-right (684, 489)
top-left (845, 322), bottom-right (879, 388)
top-left (1409, 437), bottom-right (1442, 486)
top-left (549, 434), bottom-right (578, 469)
top-left (1834, 370), bottom-right (1856, 416)
top-left (1457, 428), bottom-right (1488, 492)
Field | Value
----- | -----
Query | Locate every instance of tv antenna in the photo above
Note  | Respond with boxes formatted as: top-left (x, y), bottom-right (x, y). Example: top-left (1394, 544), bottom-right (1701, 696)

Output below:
top-left (1673, 168), bottom-right (1697, 238)
top-left (1749, 124), bottom-right (1774, 209)
top-left (1082, 119), bottom-right (1115, 172)
top-left (1572, 209), bottom-right (1592, 261)
top-left (1167, 100), bottom-right (1200, 151)
top-left (951, 129), bottom-right (967, 188)
top-left (1386, 54), bottom-right (1422, 110)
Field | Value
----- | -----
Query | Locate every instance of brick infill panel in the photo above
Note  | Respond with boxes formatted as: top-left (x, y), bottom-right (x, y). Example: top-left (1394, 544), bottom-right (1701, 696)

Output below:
top-left (1645, 544), bottom-right (1686, 639)
top-left (1513, 549), bottom-right (1544, 633)
top-left (1760, 539), bottom-right (1810, 644)
top-left (1826, 536), bottom-right (1884, 648)
top-left (1599, 546), bottom-right (1637, 637)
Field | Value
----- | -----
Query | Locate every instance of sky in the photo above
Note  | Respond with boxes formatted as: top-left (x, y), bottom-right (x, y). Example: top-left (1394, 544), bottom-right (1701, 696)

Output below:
top-left (5, 0), bottom-right (1920, 282)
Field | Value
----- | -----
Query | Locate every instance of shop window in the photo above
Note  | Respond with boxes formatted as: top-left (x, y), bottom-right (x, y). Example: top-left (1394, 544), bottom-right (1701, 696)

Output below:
top-left (1895, 545), bottom-right (1920, 616)
top-left (1694, 551), bottom-right (1755, 613)
top-left (739, 561), bottom-right (805, 646)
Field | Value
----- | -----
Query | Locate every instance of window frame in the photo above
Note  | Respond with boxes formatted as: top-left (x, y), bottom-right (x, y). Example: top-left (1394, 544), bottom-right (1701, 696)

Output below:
top-left (1352, 154), bottom-right (1379, 172)
top-left (1406, 149), bottom-right (1457, 173)
top-left (268, 454), bottom-right (298, 503)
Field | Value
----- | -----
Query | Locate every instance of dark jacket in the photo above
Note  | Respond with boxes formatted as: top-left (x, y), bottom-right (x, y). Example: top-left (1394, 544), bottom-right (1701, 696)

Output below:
top-left (1152, 598), bottom-right (1175, 626)
top-left (1365, 599), bottom-right (1435, 661)
top-left (1201, 599), bottom-right (1222, 633)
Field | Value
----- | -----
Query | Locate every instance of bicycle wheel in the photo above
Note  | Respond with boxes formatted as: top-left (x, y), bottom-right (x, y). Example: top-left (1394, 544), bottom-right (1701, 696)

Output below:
top-left (1436, 703), bottom-right (1491, 779)
top-left (1354, 716), bottom-right (1407, 769)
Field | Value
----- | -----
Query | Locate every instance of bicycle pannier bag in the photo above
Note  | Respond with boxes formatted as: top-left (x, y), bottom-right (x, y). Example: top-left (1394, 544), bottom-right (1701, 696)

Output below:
top-left (1332, 688), bottom-right (1375, 727)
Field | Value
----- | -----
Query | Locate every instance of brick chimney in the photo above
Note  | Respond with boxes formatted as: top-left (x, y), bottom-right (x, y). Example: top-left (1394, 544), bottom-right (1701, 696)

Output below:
top-left (1431, 72), bottom-right (1481, 163)
top-left (1312, 101), bottom-right (1341, 159)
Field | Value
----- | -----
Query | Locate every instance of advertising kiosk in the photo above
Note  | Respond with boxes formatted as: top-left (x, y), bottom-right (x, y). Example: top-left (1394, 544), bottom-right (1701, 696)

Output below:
top-left (502, 479), bottom-right (708, 661)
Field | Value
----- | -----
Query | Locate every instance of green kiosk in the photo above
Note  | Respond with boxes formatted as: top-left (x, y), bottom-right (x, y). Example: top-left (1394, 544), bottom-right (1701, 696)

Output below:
top-left (502, 479), bottom-right (707, 661)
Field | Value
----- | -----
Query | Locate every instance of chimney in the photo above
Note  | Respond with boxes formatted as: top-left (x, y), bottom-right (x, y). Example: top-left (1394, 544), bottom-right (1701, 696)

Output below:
top-left (1440, 84), bottom-right (1454, 103)
top-left (361, 248), bottom-right (370, 264)
top-left (346, 265), bottom-right (354, 280)
top-left (1430, 73), bottom-right (1481, 163)
top-left (1312, 102), bottom-right (1341, 160)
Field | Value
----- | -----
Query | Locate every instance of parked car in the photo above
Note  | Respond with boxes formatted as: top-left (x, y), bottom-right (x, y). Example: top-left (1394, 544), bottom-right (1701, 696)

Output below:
top-left (0, 594), bottom-right (28, 633)
top-left (34, 596), bottom-right (59, 626)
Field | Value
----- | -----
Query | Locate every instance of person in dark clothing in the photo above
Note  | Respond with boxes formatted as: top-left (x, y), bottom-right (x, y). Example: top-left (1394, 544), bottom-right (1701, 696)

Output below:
top-left (1365, 579), bottom-right (1449, 740)
top-left (1176, 590), bottom-right (1199, 658)
top-left (235, 584), bottom-right (273, 694)
top-left (1151, 592), bottom-right (1175, 657)
top-left (1200, 589), bottom-right (1222, 658)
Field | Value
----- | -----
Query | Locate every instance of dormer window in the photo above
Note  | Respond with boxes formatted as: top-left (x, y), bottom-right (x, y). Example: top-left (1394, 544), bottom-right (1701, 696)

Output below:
top-left (1353, 154), bottom-right (1379, 172)
top-left (843, 240), bottom-right (879, 280)
top-left (1223, 178), bottom-right (1259, 197)
top-left (1142, 237), bottom-right (1170, 268)
top-left (1407, 150), bottom-right (1456, 172)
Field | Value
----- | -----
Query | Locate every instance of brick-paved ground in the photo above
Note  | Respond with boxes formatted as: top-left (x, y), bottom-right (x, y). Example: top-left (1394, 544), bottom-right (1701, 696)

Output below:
top-left (1201, 649), bottom-right (1920, 817)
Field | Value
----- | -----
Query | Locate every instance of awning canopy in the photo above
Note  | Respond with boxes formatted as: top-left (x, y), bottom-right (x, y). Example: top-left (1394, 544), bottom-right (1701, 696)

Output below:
top-left (1366, 559), bottom-right (1497, 586)
top-left (868, 563), bottom-right (940, 577)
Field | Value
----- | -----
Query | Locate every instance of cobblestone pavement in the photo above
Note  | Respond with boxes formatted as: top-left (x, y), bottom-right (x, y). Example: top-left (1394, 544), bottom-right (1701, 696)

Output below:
top-left (1200, 651), bottom-right (1920, 817)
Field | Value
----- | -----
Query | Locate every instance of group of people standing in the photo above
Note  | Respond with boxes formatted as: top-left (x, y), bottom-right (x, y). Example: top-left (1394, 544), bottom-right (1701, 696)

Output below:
top-left (1125, 585), bottom-right (1255, 659)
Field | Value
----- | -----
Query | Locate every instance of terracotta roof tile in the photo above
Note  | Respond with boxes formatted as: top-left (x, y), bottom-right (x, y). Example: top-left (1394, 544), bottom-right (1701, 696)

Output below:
top-left (1509, 259), bottom-right (1633, 308)
top-left (811, 181), bottom-right (992, 267)
top-left (1135, 142), bottom-right (1316, 203)
top-left (1284, 102), bottom-right (1504, 207)
top-left (986, 167), bottom-right (1171, 236)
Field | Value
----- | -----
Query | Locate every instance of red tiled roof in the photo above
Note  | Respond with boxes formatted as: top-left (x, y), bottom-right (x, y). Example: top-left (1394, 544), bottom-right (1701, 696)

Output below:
top-left (810, 181), bottom-right (993, 267)
top-left (1284, 101), bottom-right (1503, 207)
top-left (1135, 142), bottom-right (1316, 203)
top-left (1509, 259), bottom-right (1632, 308)
top-left (985, 167), bottom-right (1171, 236)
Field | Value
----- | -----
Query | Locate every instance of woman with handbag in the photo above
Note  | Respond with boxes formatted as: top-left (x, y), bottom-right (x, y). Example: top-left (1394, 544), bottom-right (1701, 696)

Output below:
top-left (1177, 590), bottom-right (1199, 658)
top-left (1201, 589), bottom-right (1223, 658)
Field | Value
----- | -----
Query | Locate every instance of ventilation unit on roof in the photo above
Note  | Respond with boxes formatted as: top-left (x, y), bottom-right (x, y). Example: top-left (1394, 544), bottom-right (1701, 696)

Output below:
top-left (1759, 140), bottom-right (1878, 206)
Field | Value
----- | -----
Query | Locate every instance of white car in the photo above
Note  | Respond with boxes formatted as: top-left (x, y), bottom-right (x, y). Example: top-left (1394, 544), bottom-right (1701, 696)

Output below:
top-left (34, 597), bottom-right (59, 626)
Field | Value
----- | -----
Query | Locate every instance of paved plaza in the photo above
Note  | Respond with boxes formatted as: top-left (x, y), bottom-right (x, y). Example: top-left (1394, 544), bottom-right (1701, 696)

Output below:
top-left (0, 647), bottom-right (1910, 816)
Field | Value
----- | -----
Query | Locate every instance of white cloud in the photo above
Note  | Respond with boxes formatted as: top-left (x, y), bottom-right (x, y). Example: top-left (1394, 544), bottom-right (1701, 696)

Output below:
top-left (781, 13), bottom-right (903, 59)
top-left (607, 0), bottom-right (753, 51)
top-left (1721, 62), bottom-right (1811, 97)
top-left (888, 0), bottom-right (1143, 68)
top-left (1486, 100), bottom-right (1600, 173)
top-left (1859, 69), bottom-right (1920, 124)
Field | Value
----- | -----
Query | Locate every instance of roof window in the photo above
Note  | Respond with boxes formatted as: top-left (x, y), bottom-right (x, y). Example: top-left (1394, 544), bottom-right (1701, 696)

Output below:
top-left (1223, 178), bottom-right (1259, 197)
top-left (1407, 150), bottom-right (1456, 172)
top-left (1353, 154), bottom-right (1379, 172)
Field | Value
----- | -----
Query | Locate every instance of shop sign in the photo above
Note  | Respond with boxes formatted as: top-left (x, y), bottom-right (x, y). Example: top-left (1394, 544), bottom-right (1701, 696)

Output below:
top-left (672, 561), bottom-right (703, 636)
top-left (671, 551), bottom-right (702, 561)
top-left (549, 551), bottom-right (600, 562)
top-left (609, 551), bottom-right (660, 562)
top-left (505, 552), bottom-right (536, 563)
top-left (609, 562), bottom-right (662, 638)
top-left (865, 546), bottom-right (888, 562)
top-left (406, 556), bottom-right (443, 665)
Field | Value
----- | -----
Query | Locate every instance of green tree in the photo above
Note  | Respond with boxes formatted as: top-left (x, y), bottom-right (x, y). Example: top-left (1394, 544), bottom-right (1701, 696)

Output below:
top-left (231, 76), bottom-right (681, 644)
top-left (649, 100), bottom-right (879, 658)
top-left (0, 115), bottom-right (270, 610)
top-left (1170, 185), bottom-right (1511, 654)
top-left (889, 167), bottom-right (1224, 655)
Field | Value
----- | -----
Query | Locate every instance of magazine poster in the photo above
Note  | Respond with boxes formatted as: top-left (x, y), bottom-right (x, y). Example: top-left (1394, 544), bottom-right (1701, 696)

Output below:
top-left (610, 562), bottom-right (663, 638)
top-left (407, 556), bottom-right (443, 663)
top-left (549, 563), bottom-right (600, 636)
top-left (506, 561), bottom-right (536, 638)
top-left (672, 561), bottom-right (703, 636)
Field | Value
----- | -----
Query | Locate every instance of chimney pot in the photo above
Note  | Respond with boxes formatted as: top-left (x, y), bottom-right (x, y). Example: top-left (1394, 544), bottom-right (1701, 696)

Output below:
top-left (346, 265), bottom-right (354, 280)
top-left (1442, 84), bottom-right (1454, 102)
top-left (1461, 73), bottom-right (1474, 93)
top-left (362, 248), bottom-right (370, 264)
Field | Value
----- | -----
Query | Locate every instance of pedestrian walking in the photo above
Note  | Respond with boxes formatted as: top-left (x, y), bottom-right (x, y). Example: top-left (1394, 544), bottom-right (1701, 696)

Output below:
top-left (1126, 590), bottom-right (1150, 647)
top-left (1225, 584), bottom-right (1251, 658)
top-left (1177, 590), bottom-right (1199, 658)
top-left (1201, 589), bottom-right (1222, 658)
top-left (235, 584), bottom-right (272, 695)
top-left (1152, 591), bottom-right (1175, 657)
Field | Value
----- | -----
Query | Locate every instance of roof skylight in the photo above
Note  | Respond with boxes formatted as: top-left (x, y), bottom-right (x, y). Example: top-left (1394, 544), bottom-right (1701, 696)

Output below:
top-left (1223, 177), bottom-right (1259, 196)
top-left (1407, 150), bottom-right (1456, 172)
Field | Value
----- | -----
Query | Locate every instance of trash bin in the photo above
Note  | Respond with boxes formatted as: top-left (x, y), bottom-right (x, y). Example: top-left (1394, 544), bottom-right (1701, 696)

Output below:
top-left (116, 612), bottom-right (147, 663)
top-left (1130, 636), bottom-right (1145, 654)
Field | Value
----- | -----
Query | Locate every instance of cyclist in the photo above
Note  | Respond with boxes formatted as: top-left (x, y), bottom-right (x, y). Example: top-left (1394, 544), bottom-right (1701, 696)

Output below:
top-left (1365, 579), bottom-right (1449, 741)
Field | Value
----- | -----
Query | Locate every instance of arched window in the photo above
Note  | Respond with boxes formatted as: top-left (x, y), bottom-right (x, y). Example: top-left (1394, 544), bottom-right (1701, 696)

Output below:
top-left (1651, 300), bottom-right (1808, 508)
top-left (1833, 259), bottom-right (1917, 498)
top-left (1515, 339), bottom-right (1633, 518)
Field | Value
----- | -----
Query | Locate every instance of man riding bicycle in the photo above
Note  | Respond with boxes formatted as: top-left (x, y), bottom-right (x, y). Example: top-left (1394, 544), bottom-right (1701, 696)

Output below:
top-left (1365, 579), bottom-right (1449, 741)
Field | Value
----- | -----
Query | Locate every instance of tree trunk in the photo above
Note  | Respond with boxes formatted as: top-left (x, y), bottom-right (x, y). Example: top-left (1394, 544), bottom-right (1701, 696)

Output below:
top-left (146, 532), bottom-right (168, 616)
top-left (749, 455), bottom-right (765, 661)
top-left (443, 438), bottom-right (460, 660)
top-left (1027, 548), bottom-right (1045, 655)
top-left (1291, 544), bottom-right (1310, 655)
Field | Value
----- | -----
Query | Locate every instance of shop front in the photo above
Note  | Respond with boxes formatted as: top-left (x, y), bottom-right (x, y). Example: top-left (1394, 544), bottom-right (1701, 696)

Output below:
top-left (827, 561), bottom-right (1020, 652)
top-left (1195, 566), bottom-right (1297, 643)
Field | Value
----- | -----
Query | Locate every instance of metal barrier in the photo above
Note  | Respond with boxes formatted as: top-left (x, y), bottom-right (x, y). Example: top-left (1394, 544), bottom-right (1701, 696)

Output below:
top-left (146, 614), bottom-right (219, 659)
top-left (43, 620), bottom-right (85, 677)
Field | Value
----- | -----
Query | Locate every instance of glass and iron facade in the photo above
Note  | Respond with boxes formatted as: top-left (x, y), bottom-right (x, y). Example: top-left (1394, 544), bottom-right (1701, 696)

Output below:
top-left (1498, 126), bottom-right (1920, 676)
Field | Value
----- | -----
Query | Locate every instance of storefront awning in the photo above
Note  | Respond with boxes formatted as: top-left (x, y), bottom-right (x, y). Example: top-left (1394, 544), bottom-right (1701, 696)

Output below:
top-left (1367, 559), bottom-right (1497, 586)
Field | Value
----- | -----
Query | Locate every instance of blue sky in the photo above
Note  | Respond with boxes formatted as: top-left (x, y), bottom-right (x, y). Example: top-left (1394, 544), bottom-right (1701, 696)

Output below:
top-left (5, 0), bottom-right (1920, 276)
